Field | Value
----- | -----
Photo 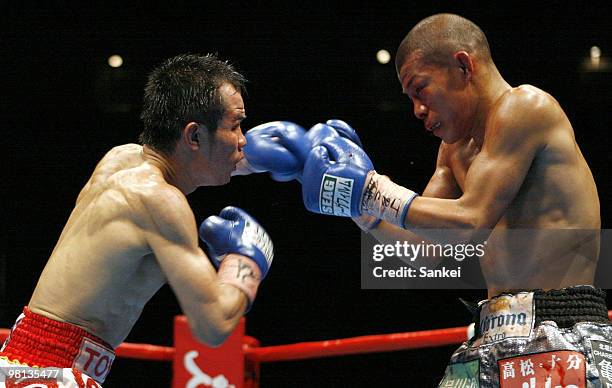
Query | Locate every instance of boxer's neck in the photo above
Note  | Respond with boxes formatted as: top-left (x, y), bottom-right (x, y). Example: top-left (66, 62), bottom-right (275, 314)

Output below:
top-left (469, 71), bottom-right (512, 147)
top-left (142, 145), bottom-right (192, 194)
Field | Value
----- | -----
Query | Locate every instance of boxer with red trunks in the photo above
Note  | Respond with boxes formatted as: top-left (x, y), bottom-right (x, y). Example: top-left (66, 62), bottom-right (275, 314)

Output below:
top-left (1, 54), bottom-right (274, 386)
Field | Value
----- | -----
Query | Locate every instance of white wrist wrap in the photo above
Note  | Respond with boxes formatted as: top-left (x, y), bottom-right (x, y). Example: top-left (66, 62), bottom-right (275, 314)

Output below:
top-left (360, 172), bottom-right (418, 228)
top-left (218, 255), bottom-right (262, 308)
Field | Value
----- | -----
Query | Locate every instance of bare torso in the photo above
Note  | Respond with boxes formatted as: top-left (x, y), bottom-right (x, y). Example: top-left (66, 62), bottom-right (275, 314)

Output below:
top-left (444, 85), bottom-right (600, 296)
top-left (29, 144), bottom-right (173, 347)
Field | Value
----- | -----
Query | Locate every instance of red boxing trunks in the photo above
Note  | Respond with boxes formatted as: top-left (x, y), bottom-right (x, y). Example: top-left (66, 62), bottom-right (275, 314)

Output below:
top-left (0, 307), bottom-right (114, 385)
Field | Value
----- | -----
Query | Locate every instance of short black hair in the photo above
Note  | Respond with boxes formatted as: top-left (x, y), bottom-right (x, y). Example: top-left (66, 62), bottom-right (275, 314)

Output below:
top-left (139, 53), bottom-right (247, 154)
top-left (396, 14), bottom-right (492, 70)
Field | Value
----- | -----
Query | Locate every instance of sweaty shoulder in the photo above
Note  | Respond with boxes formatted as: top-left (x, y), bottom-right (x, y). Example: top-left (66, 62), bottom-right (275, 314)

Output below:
top-left (80, 144), bottom-right (145, 197)
top-left (80, 144), bottom-right (192, 228)
top-left (104, 143), bottom-right (143, 159)
top-left (96, 144), bottom-right (146, 174)
top-left (491, 85), bottom-right (564, 135)
top-left (484, 85), bottom-right (567, 152)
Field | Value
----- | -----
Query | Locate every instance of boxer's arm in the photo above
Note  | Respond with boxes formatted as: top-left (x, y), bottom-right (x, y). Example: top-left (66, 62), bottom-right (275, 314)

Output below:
top-left (421, 142), bottom-right (462, 199)
top-left (405, 93), bottom-right (551, 236)
top-left (369, 143), bottom-right (461, 244)
top-left (143, 188), bottom-right (247, 346)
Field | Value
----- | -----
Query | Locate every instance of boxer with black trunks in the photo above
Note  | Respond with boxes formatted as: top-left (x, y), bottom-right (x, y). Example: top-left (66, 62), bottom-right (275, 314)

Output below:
top-left (238, 14), bottom-right (611, 387)
top-left (0, 54), bottom-right (275, 386)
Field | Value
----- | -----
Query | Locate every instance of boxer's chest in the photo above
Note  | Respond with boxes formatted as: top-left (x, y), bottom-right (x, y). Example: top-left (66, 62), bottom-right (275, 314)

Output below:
top-left (448, 139), bottom-right (481, 192)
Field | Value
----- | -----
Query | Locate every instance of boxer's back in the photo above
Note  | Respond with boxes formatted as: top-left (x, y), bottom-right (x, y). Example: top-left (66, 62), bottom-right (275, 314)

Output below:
top-left (29, 144), bottom-right (170, 347)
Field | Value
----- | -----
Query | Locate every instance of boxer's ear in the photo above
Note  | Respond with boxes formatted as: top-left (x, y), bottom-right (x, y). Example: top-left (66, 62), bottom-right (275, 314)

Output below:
top-left (454, 51), bottom-right (474, 81)
top-left (183, 122), bottom-right (200, 150)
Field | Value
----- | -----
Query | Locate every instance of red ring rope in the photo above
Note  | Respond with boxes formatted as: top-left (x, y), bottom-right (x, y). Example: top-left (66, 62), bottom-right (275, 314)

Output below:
top-left (243, 326), bottom-right (468, 362)
top-left (1, 310), bottom-right (611, 363)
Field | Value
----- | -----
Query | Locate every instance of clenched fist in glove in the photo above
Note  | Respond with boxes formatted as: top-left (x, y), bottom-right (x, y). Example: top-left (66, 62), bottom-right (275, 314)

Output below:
top-left (234, 119), bottom-right (363, 182)
top-left (199, 206), bottom-right (274, 308)
top-left (301, 136), bottom-right (418, 228)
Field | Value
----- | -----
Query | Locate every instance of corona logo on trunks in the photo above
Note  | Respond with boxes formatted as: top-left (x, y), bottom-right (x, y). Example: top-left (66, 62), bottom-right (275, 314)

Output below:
top-left (478, 293), bottom-right (535, 345)
top-left (319, 174), bottom-right (353, 216)
top-left (480, 312), bottom-right (528, 335)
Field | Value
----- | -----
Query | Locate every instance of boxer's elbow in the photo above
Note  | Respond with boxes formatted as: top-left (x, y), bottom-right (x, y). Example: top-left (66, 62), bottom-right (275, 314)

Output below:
top-left (201, 329), bottom-right (231, 348)
top-left (192, 319), bottom-right (235, 348)
top-left (191, 298), bottom-right (246, 347)
top-left (455, 203), bottom-right (497, 240)
top-left (456, 192), bottom-right (510, 231)
top-left (462, 211), bottom-right (492, 230)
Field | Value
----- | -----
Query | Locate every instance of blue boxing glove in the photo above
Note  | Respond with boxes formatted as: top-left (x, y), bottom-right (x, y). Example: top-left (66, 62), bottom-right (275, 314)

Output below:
top-left (241, 121), bottom-right (310, 182)
top-left (304, 119), bottom-right (363, 149)
top-left (318, 120), bottom-right (380, 232)
top-left (302, 137), bottom-right (374, 217)
top-left (236, 119), bottom-right (364, 182)
top-left (301, 137), bottom-right (418, 226)
top-left (323, 119), bottom-right (363, 148)
top-left (199, 206), bottom-right (274, 306)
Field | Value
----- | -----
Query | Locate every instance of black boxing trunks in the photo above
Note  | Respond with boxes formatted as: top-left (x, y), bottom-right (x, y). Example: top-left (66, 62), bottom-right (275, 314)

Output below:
top-left (438, 286), bottom-right (612, 387)
top-left (0, 307), bottom-right (114, 386)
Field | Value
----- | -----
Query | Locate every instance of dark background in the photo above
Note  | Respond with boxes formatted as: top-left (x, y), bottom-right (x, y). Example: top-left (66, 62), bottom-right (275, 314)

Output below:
top-left (2, 1), bottom-right (611, 386)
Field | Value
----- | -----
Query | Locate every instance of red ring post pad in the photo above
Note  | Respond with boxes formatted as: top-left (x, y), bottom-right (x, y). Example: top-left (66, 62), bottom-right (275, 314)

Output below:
top-left (172, 316), bottom-right (245, 388)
